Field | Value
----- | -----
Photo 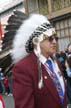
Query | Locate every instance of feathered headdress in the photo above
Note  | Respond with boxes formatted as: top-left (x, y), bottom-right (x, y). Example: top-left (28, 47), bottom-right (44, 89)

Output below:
top-left (11, 14), bottom-right (56, 63)
top-left (0, 11), bottom-right (28, 74)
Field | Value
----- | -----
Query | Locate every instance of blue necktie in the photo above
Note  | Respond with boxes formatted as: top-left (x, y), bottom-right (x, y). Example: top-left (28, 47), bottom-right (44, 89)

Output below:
top-left (46, 59), bottom-right (64, 104)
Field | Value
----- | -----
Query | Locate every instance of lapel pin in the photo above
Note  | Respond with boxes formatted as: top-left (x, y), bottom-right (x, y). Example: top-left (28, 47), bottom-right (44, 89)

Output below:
top-left (44, 76), bottom-right (47, 79)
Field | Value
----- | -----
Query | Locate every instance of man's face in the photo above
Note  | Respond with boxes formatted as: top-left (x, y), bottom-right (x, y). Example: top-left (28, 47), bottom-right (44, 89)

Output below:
top-left (40, 36), bottom-right (58, 58)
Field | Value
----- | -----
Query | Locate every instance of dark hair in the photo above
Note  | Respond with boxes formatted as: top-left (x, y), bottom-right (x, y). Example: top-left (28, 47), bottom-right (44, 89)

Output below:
top-left (67, 43), bottom-right (71, 48)
top-left (66, 56), bottom-right (71, 68)
top-left (67, 43), bottom-right (71, 53)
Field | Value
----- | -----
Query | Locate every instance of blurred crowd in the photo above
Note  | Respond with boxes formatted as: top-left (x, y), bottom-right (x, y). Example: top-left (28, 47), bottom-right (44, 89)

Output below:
top-left (0, 68), bottom-right (12, 97)
top-left (55, 43), bottom-right (71, 104)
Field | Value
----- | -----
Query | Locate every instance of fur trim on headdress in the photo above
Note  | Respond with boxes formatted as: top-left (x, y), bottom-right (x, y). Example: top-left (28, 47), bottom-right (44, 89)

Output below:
top-left (11, 14), bottom-right (51, 63)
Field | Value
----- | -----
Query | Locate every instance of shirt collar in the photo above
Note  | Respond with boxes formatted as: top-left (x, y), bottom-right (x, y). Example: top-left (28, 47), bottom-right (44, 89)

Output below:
top-left (34, 49), bottom-right (53, 64)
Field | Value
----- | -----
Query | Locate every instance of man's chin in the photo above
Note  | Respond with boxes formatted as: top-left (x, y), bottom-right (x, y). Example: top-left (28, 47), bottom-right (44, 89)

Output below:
top-left (50, 51), bottom-right (56, 55)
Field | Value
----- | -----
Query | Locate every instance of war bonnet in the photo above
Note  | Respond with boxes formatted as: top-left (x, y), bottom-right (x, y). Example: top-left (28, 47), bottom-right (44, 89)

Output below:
top-left (11, 14), bottom-right (56, 63)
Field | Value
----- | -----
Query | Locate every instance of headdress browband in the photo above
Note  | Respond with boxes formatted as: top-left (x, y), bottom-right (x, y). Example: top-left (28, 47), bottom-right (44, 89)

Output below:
top-left (32, 23), bottom-right (53, 37)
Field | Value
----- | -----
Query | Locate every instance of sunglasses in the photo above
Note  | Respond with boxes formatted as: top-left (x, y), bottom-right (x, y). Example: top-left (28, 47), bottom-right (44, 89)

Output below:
top-left (48, 36), bottom-right (58, 42)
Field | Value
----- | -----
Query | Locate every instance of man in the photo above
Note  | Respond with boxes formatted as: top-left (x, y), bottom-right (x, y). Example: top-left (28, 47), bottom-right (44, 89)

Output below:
top-left (12, 14), bottom-right (67, 108)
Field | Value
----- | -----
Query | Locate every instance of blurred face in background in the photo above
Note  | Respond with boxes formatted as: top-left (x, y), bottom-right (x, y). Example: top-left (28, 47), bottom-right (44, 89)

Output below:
top-left (68, 44), bottom-right (71, 53)
top-left (40, 36), bottom-right (58, 58)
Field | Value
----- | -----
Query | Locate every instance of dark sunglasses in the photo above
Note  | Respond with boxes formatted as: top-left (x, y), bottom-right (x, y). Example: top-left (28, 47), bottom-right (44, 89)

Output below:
top-left (48, 36), bottom-right (58, 42)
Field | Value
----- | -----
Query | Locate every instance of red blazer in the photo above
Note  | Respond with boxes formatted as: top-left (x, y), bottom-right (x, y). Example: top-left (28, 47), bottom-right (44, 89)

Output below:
top-left (12, 52), bottom-right (67, 108)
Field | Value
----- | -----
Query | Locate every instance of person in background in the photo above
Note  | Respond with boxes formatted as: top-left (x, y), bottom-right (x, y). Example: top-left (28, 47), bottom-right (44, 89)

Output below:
top-left (3, 76), bottom-right (10, 96)
top-left (65, 55), bottom-right (71, 104)
top-left (0, 69), bottom-right (5, 108)
top-left (55, 52), bottom-right (67, 80)
top-left (65, 56), bottom-right (71, 77)
top-left (66, 43), bottom-right (71, 55)
top-left (7, 71), bottom-right (13, 96)
top-left (0, 68), bottom-right (5, 95)
top-left (12, 14), bottom-right (67, 108)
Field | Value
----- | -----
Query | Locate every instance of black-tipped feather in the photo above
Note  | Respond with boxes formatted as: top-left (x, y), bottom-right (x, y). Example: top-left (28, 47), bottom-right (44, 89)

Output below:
top-left (8, 15), bottom-right (23, 24)
top-left (5, 24), bottom-right (21, 31)
top-left (2, 11), bottom-right (28, 49)
top-left (0, 11), bottom-right (28, 74)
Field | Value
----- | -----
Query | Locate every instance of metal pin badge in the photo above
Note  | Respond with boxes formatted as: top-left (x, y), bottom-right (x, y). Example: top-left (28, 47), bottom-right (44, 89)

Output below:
top-left (44, 76), bottom-right (47, 79)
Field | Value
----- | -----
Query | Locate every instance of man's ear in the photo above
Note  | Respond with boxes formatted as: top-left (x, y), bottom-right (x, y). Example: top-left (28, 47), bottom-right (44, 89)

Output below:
top-left (33, 37), bottom-right (39, 45)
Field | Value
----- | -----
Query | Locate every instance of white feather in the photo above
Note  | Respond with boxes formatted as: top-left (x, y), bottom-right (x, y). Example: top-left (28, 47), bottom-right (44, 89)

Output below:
top-left (11, 14), bottom-right (50, 63)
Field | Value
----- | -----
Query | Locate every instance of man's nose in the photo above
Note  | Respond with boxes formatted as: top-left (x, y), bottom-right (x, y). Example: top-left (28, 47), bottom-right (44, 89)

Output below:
top-left (53, 38), bottom-right (57, 43)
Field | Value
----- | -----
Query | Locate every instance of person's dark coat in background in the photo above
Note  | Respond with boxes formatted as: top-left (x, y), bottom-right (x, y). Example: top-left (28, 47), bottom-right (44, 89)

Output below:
top-left (65, 56), bottom-right (71, 104)
top-left (55, 52), bottom-right (67, 79)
